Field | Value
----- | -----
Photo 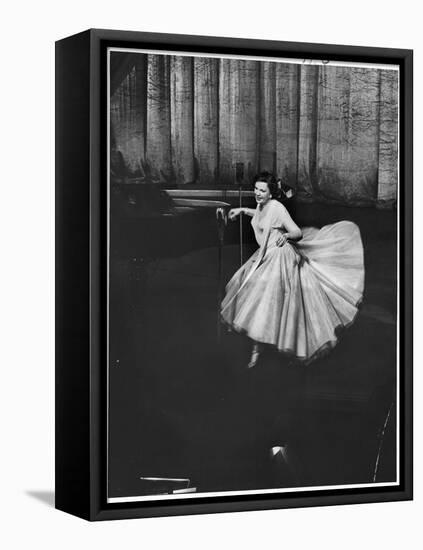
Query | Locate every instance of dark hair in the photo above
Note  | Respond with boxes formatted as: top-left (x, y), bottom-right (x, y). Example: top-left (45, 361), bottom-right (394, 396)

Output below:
top-left (253, 171), bottom-right (281, 199)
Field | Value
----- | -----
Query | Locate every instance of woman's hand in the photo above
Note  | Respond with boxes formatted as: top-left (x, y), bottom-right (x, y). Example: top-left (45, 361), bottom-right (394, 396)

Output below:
top-left (275, 231), bottom-right (288, 247)
top-left (228, 208), bottom-right (242, 221)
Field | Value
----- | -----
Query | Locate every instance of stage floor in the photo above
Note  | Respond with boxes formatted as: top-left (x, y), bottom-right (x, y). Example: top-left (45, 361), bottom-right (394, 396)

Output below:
top-left (108, 204), bottom-right (397, 498)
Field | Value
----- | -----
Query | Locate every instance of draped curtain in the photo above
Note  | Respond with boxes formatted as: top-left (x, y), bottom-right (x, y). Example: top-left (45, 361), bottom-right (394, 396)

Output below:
top-left (110, 52), bottom-right (398, 207)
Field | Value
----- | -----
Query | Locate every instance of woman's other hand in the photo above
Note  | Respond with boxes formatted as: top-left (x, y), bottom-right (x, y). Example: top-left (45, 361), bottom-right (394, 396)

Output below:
top-left (276, 232), bottom-right (288, 247)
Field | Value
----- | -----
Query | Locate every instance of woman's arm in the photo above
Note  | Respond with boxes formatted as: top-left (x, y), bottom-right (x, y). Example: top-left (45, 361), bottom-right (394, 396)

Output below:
top-left (273, 204), bottom-right (302, 246)
top-left (241, 207), bottom-right (255, 217)
top-left (283, 217), bottom-right (302, 241)
top-left (228, 207), bottom-right (255, 220)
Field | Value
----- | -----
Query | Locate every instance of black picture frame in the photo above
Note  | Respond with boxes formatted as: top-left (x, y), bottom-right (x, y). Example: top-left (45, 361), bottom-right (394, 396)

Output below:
top-left (55, 28), bottom-right (413, 521)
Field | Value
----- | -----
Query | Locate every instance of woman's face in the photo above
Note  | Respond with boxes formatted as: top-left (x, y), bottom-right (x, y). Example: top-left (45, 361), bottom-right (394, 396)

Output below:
top-left (254, 181), bottom-right (272, 206)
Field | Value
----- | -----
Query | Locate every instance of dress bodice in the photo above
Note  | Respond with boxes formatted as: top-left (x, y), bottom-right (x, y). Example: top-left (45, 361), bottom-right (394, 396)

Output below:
top-left (251, 200), bottom-right (287, 247)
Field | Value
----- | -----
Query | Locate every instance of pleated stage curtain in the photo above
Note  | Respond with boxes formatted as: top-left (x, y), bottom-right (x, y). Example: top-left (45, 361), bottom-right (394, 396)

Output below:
top-left (110, 52), bottom-right (398, 208)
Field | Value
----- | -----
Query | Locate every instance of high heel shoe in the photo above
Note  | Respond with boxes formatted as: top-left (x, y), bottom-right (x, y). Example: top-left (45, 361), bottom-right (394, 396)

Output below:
top-left (247, 344), bottom-right (260, 369)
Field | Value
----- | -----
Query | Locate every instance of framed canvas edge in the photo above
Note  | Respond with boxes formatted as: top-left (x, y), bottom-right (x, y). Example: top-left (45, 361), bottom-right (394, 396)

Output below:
top-left (56, 28), bottom-right (413, 521)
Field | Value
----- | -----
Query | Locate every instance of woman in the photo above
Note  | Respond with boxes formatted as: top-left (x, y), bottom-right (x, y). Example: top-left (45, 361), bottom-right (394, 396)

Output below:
top-left (221, 172), bottom-right (364, 368)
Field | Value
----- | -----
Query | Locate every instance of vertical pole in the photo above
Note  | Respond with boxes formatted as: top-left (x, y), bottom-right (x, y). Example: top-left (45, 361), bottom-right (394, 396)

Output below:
top-left (235, 162), bottom-right (245, 267)
top-left (239, 185), bottom-right (243, 266)
top-left (217, 229), bottom-right (222, 342)
top-left (216, 208), bottom-right (226, 343)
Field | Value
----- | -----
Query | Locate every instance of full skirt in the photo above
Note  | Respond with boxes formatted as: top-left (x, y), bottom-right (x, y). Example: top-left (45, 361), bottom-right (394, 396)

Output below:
top-left (221, 221), bottom-right (364, 363)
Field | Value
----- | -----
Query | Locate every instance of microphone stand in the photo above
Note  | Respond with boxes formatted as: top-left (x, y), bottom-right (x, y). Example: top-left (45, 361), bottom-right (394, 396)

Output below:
top-left (236, 162), bottom-right (245, 267)
top-left (239, 182), bottom-right (244, 266)
top-left (216, 163), bottom-right (245, 343)
top-left (216, 206), bottom-right (227, 343)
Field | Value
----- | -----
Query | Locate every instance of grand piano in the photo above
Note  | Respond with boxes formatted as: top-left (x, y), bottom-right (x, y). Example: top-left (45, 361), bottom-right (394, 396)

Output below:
top-left (110, 181), bottom-right (232, 262)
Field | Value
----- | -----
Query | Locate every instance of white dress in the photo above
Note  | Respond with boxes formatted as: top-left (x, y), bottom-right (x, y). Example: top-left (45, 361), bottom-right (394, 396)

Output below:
top-left (221, 200), bottom-right (364, 363)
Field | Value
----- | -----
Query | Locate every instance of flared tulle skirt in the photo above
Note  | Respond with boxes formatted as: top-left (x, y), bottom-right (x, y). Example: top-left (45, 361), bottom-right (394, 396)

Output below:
top-left (221, 221), bottom-right (364, 363)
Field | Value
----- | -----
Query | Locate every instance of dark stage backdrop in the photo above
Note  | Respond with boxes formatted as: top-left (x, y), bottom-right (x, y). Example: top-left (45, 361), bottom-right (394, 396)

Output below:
top-left (110, 52), bottom-right (398, 207)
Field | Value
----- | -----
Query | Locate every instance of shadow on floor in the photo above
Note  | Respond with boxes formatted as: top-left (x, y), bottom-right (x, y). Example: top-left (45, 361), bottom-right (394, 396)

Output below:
top-left (26, 490), bottom-right (55, 508)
